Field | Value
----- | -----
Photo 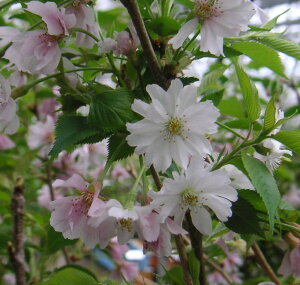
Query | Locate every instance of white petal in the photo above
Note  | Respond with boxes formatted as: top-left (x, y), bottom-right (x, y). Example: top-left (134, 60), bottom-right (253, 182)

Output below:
top-left (169, 18), bottom-right (199, 49)
top-left (191, 206), bottom-right (212, 235)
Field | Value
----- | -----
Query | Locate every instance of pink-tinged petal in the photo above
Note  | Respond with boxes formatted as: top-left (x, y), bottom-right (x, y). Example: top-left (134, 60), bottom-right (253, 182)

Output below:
top-left (0, 98), bottom-right (16, 123)
top-left (0, 75), bottom-right (11, 101)
top-left (169, 18), bottom-right (199, 49)
top-left (53, 174), bottom-right (87, 191)
top-left (111, 243), bottom-right (128, 260)
top-left (117, 227), bottom-right (134, 245)
top-left (166, 218), bottom-right (188, 235)
top-left (191, 206), bottom-right (212, 235)
top-left (0, 134), bottom-right (15, 150)
top-left (3, 115), bottom-right (19, 135)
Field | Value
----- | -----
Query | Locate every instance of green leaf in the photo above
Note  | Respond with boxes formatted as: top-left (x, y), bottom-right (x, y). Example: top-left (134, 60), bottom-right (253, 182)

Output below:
top-left (201, 89), bottom-right (224, 107)
top-left (272, 130), bottom-right (300, 155)
top-left (225, 192), bottom-right (264, 237)
top-left (108, 133), bottom-right (135, 162)
top-left (198, 66), bottom-right (227, 95)
top-left (256, 35), bottom-right (300, 61)
top-left (88, 85), bottom-right (136, 131)
top-left (147, 16), bottom-right (180, 37)
top-left (225, 119), bottom-right (262, 131)
top-left (163, 266), bottom-right (185, 285)
top-left (49, 115), bottom-right (102, 156)
top-left (232, 42), bottom-right (286, 78)
top-left (264, 95), bottom-right (277, 131)
top-left (262, 9), bottom-right (289, 31)
top-left (188, 250), bottom-right (200, 285)
top-left (218, 97), bottom-right (245, 118)
top-left (41, 226), bottom-right (78, 255)
top-left (37, 267), bottom-right (98, 285)
top-left (234, 62), bottom-right (261, 122)
top-left (241, 154), bottom-right (280, 232)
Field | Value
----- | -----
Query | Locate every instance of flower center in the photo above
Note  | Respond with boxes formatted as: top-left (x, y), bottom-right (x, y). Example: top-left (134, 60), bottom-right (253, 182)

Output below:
top-left (182, 188), bottom-right (199, 207)
top-left (119, 218), bottom-right (133, 232)
top-left (71, 191), bottom-right (93, 215)
top-left (164, 116), bottom-right (185, 142)
top-left (195, 0), bottom-right (221, 21)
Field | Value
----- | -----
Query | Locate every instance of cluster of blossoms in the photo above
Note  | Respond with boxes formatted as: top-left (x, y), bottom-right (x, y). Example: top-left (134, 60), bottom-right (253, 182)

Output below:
top-left (49, 78), bottom-right (252, 256)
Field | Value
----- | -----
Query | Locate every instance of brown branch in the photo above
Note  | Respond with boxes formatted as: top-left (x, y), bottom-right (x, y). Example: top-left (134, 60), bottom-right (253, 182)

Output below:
top-left (252, 243), bottom-right (281, 285)
top-left (150, 165), bottom-right (163, 190)
top-left (186, 212), bottom-right (206, 285)
top-left (174, 235), bottom-right (193, 285)
top-left (119, 0), bottom-right (168, 89)
top-left (9, 178), bottom-right (27, 285)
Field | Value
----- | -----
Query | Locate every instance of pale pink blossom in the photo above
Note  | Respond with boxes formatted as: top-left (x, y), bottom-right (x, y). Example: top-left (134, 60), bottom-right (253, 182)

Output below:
top-left (4, 1), bottom-right (76, 74)
top-left (50, 174), bottom-right (112, 248)
top-left (0, 134), bottom-right (15, 150)
top-left (169, 0), bottom-right (255, 56)
top-left (37, 185), bottom-right (63, 210)
top-left (0, 26), bottom-right (20, 47)
top-left (37, 98), bottom-right (60, 120)
top-left (67, 1), bottom-right (99, 48)
top-left (27, 115), bottom-right (55, 157)
top-left (0, 75), bottom-right (19, 134)
top-left (283, 186), bottom-right (300, 208)
top-left (27, 1), bottom-right (76, 36)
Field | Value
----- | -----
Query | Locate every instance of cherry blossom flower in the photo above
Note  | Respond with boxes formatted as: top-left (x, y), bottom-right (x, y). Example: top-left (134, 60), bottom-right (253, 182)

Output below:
top-left (0, 75), bottom-right (19, 134)
top-left (126, 79), bottom-right (219, 172)
top-left (150, 157), bottom-right (237, 235)
top-left (50, 174), bottom-right (111, 248)
top-left (256, 109), bottom-right (292, 171)
top-left (27, 115), bottom-right (55, 157)
top-left (169, 0), bottom-right (255, 56)
top-left (104, 203), bottom-right (160, 245)
top-left (67, 0), bottom-right (99, 48)
top-left (4, 1), bottom-right (76, 74)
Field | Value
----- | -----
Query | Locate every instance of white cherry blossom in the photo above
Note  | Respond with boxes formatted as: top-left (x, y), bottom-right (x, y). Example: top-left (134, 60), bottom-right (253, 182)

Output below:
top-left (126, 79), bottom-right (219, 172)
top-left (169, 0), bottom-right (256, 56)
top-left (150, 157), bottom-right (238, 235)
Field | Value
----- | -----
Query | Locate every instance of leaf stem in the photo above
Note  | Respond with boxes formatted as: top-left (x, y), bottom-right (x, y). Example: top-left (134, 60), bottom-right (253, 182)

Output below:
top-left (72, 27), bottom-right (99, 42)
top-left (216, 121), bottom-right (246, 140)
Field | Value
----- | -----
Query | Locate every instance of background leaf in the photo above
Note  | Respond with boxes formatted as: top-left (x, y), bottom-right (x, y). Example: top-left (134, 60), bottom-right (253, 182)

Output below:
top-left (241, 154), bottom-right (280, 232)
top-left (273, 130), bottom-right (300, 155)
top-left (234, 62), bottom-right (261, 122)
top-left (232, 41), bottom-right (286, 77)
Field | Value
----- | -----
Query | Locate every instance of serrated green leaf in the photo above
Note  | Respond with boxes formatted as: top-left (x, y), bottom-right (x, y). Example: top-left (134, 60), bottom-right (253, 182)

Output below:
top-left (264, 96), bottom-right (276, 131)
top-left (234, 63), bottom-right (261, 122)
top-left (256, 35), bottom-right (300, 61)
top-left (272, 130), bottom-right (300, 155)
top-left (241, 154), bottom-right (280, 233)
top-left (188, 250), bottom-right (200, 285)
top-left (232, 42), bottom-right (286, 78)
top-left (262, 9), bottom-right (289, 31)
top-left (108, 133), bottom-right (135, 162)
top-left (88, 87), bottom-right (136, 131)
top-left (198, 67), bottom-right (227, 95)
top-left (50, 115), bottom-right (102, 156)
top-left (37, 267), bottom-right (98, 285)
top-left (225, 192), bottom-right (264, 237)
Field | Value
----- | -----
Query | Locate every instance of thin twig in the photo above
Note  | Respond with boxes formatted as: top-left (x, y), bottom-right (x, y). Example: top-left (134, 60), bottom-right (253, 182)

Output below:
top-left (119, 0), bottom-right (167, 89)
top-left (186, 212), bottom-right (206, 285)
top-left (150, 165), bottom-right (163, 190)
top-left (9, 178), bottom-right (27, 285)
top-left (174, 235), bottom-right (193, 285)
top-left (252, 243), bottom-right (280, 285)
